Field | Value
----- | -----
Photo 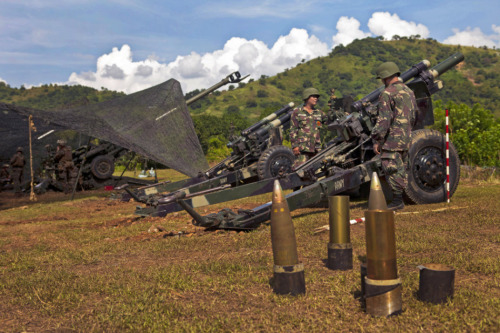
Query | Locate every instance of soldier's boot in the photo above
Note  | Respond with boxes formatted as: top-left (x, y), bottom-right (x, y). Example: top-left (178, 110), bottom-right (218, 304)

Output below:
top-left (388, 192), bottom-right (404, 211)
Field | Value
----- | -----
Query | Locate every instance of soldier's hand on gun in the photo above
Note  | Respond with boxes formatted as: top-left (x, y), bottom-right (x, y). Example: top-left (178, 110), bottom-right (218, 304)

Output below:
top-left (292, 147), bottom-right (300, 156)
top-left (373, 142), bottom-right (380, 154)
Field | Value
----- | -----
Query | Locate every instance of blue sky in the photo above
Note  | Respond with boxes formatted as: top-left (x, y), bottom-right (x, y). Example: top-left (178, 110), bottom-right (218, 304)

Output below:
top-left (0, 0), bottom-right (498, 94)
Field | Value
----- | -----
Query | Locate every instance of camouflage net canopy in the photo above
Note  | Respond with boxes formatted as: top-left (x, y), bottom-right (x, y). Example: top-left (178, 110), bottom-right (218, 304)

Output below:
top-left (0, 79), bottom-right (209, 177)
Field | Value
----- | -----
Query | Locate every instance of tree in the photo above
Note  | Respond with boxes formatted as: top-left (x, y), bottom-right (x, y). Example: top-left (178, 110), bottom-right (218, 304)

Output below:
top-left (257, 90), bottom-right (268, 98)
top-left (431, 101), bottom-right (500, 167)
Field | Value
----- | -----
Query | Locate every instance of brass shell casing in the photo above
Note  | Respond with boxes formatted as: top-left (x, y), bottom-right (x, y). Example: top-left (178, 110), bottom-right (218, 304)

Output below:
top-left (365, 281), bottom-right (402, 317)
top-left (364, 210), bottom-right (398, 280)
top-left (328, 195), bottom-right (351, 244)
top-left (270, 180), bottom-right (299, 266)
top-left (368, 172), bottom-right (388, 211)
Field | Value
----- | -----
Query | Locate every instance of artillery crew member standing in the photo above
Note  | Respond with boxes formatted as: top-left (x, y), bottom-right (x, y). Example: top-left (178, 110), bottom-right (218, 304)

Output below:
top-left (371, 62), bottom-right (417, 210)
top-left (0, 164), bottom-right (11, 192)
top-left (54, 139), bottom-right (77, 193)
top-left (9, 147), bottom-right (26, 195)
top-left (41, 144), bottom-right (56, 180)
top-left (290, 88), bottom-right (325, 168)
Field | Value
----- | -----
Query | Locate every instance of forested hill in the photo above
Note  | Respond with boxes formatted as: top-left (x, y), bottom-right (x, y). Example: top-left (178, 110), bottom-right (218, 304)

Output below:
top-left (186, 37), bottom-right (499, 120)
top-left (1, 38), bottom-right (498, 118)
top-left (0, 84), bottom-right (125, 110)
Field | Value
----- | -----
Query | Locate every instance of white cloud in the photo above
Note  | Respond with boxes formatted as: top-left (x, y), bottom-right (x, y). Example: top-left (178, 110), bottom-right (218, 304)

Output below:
top-left (367, 12), bottom-right (429, 40)
top-left (332, 16), bottom-right (372, 47)
top-left (67, 28), bottom-right (329, 94)
top-left (443, 25), bottom-right (500, 48)
top-left (65, 12), bottom-right (499, 95)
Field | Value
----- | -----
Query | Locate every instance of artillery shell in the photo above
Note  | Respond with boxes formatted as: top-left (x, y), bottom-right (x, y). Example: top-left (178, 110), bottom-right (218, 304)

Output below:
top-left (363, 209), bottom-right (402, 317)
top-left (270, 180), bottom-right (305, 295)
top-left (368, 172), bottom-right (388, 211)
top-left (364, 210), bottom-right (398, 280)
top-left (327, 196), bottom-right (353, 270)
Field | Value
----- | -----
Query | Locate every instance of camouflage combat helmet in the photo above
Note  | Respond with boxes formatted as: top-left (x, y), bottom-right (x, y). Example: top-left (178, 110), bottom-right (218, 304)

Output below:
top-left (376, 62), bottom-right (400, 79)
top-left (57, 139), bottom-right (66, 146)
top-left (16, 146), bottom-right (23, 152)
top-left (302, 87), bottom-right (321, 101)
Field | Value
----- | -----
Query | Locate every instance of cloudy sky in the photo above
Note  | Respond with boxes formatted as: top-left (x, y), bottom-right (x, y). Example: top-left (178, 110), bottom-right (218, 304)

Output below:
top-left (0, 0), bottom-right (498, 94)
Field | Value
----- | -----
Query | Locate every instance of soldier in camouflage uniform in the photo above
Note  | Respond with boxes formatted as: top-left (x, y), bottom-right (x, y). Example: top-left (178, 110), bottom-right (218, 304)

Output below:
top-left (0, 164), bottom-right (11, 192)
top-left (9, 147), bottom-right (26, 195)
top-left (41, 144), bottom-right (56, 179)
top-left (54, 139), bottom-right (77, 193)
top-left (371, 62), bottom-right (417, 210)
top-left (290, 88), bottom-right (325, 168)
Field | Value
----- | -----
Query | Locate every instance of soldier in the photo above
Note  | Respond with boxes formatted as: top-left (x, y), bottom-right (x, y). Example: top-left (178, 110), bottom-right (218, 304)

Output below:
top-left (0, 164), bottom-right (11, 192)
top-left (41, 144), bottom-right (56, 179)
top-left (54, 139), bottom-right (77, 193)
top-left (9, 147), bottom-right (26, 195)
top-left (290, 88), bottom-right (325, 168)
top-left (371, 62), bottom-right (417, 210)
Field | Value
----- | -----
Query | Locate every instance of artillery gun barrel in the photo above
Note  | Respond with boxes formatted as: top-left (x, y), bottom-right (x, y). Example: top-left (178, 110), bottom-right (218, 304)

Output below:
top-left (351, 59), bottom-right (431, 113)
top-left (241, 102), bottom-right (294, 136)
top-left (428, 53), bottom-right (464, 78)
top-left (253, 110), bottom-right (293, 139)
top-left (185, 71), bottom-right (248, 105)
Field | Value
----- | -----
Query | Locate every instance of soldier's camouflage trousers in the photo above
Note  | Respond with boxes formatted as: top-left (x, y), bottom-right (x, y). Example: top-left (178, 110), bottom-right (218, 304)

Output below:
top-left (381, 150), bottom-right (409, 194)
top-left (11, 168), bottom-right (23, 194)
top-left (294, 151), bottom-right (317, 169)
top-left (57, 162), bottom-right (78, 193)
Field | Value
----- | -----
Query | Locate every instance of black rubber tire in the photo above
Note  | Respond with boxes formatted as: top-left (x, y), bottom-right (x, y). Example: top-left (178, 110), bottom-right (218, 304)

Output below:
top-left (90, 155), bottom-right (115, 180)
top-left (405, 129), bottom-right (460, 204)
top-left (257, 145), bottom-right (295, 180)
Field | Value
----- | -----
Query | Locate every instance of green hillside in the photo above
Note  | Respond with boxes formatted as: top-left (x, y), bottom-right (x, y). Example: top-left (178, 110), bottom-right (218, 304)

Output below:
top-left (189, 38), bottom-right (499, 120)
top-left (0, 83), bottom-right (125, 110)
top-left (1, 37), bottom-right (498, 166)
top-left (2, 38), bottom-right (497, 118)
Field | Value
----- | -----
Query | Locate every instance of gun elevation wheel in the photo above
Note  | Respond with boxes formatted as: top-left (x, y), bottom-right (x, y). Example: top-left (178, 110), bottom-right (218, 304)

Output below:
top-left (405, 129), bottom-right (460, 204)
top-left (257, 145), bottom-right (295, 180)
top-left (90, 155), bottom-right (115, 180)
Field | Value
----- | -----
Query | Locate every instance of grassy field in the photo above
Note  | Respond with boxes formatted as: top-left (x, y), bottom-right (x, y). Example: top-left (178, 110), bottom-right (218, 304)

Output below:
top-left (0, 171), bottom-right (499, 332)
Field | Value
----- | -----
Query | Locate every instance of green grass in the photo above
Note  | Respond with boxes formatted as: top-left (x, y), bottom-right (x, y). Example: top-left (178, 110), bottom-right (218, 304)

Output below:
top-left (0, 178), bottom-right (499, 332)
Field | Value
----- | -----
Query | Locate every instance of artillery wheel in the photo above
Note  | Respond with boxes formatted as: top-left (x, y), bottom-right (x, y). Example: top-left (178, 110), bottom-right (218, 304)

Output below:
top-left (257, 145), bottom-right (295, 180)
top-left (405, 129), bottom-right (460, 204)
top-left (90, 155), bottom-right (115, 180)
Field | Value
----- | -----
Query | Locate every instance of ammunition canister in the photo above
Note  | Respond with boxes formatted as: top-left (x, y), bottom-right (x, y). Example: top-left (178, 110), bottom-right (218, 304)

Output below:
top-left (364, 209), bottom-right (402, 317)
top-left (417, 264), bottom-right (455, 304)
top-left (368, 172), bottom-right (388, 210)
top-left (270, 180), bottom-right (305, 295)
top-left (327, 196), bottom-right (353, 270)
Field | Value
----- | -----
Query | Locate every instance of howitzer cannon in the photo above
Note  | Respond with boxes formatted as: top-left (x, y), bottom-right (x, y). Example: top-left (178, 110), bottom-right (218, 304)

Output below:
top-left (122, 72), bottom-right (297, 205)
top-left (72, 141), bottom-right (127, 189)
top-left (136, 53), bottom-right (464, 229)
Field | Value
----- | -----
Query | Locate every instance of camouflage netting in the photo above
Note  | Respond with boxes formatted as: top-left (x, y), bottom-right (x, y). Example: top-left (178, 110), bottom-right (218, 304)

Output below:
top-left (0, 79), bottom-right (209, 177)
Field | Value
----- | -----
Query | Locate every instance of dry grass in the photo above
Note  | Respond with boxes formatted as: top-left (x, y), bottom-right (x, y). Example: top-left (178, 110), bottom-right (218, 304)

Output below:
top-left (0, 172), bottom-right (499, 332)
